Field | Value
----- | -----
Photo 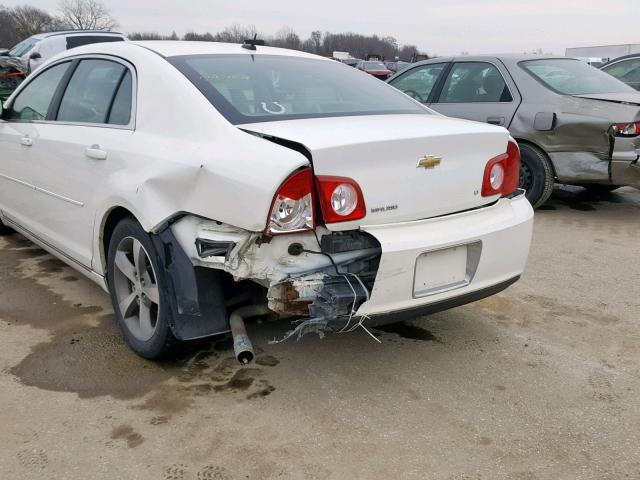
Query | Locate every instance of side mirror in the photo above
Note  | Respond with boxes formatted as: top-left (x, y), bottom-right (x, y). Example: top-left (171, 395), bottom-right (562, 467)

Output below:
top-left (0, 51), bottom-right (9, 57)
top-left (29, 51), bottom-right (41, 60)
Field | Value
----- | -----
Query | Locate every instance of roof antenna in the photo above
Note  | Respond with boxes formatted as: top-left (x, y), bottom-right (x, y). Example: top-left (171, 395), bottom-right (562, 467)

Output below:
top-left (242, 34), bottom-right (264, 50)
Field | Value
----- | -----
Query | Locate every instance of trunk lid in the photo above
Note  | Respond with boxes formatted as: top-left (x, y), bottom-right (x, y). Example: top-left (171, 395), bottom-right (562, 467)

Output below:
top-left (573, 92), bottom-right (640, 106)
top-left (242, 114), bottom-right (510, 229)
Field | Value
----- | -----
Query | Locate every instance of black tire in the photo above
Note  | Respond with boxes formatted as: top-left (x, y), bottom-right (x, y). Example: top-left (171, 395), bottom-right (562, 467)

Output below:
top-left (106, 217), bottom-right (179, 359)
top-left (518, 143), bottom-right (555, 208)
top-left (0, 219), bottom-right (14, 235)
top-left (583, 184), bottom-right (619, 195)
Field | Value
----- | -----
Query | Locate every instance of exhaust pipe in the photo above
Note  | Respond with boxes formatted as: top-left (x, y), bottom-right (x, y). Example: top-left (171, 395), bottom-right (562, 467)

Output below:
top-left (229, 304), bottom-right (270, 364)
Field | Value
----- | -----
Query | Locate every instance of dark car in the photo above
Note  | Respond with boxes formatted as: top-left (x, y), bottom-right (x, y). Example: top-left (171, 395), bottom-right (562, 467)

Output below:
top-left (601, 54), bottom-right (640, 91)
top-left (357, 60), bottom-right (393, 80)
top-left (388, 55), bottom-right (640, 207)
top-left (341, 58), bottom-right (361, 68)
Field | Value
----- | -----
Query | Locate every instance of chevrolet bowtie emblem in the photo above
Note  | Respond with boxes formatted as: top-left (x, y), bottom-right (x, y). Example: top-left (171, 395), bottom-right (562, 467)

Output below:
top-left (417, 155), bottom-right (442, 169)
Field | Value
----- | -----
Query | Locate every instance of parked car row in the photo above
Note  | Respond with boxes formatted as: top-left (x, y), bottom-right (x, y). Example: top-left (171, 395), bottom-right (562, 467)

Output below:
top-left (0, 30), bottom-right (126, 100)
top-left (387, 55), bottom-right (640, 206)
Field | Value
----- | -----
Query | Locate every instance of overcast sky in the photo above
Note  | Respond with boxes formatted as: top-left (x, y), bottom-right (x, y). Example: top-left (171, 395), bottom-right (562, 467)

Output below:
top-left (4, 0), bottom-right (640, 55)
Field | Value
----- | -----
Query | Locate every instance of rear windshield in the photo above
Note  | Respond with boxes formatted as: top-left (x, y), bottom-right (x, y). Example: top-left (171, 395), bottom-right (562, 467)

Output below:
top-left (521, 58), bottom-right (635, 95)
top-left (168, 54), bottom-right (426, 124)
top-left (363, 61), bottom-right (387, 70)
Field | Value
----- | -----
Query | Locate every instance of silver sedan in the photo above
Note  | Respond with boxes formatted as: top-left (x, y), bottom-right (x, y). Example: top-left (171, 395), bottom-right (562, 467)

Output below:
top-left (388, 55), bottom-right (640, 207)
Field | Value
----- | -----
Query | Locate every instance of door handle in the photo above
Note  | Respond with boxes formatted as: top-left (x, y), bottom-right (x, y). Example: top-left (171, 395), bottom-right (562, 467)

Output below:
top-left (20, 136), bottom-right (33, 147)
top-left (85, 145), bottom-right (107, 160)
top-left (487, 117), bottom-right (505, 126)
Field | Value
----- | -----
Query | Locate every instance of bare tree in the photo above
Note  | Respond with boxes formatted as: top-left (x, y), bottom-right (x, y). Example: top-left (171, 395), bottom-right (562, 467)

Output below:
top-left (271, 27), bottom-right (301, 50)
top-left (9, 5), bottom-right (55, 39)
top-left (58, 0), bottom-right (118, 30)
top-left (212, 24), bottom-right (260, 44)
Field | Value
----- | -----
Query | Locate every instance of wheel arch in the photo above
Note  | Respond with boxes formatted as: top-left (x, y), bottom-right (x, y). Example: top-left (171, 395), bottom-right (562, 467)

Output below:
top-left (98, 206), bottom-right (137, 276)
top-left (512, 137), bottom-right (558, 179)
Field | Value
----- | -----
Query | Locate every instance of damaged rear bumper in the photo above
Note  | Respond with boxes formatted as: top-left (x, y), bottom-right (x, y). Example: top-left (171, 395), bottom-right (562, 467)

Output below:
top-left (167, 192), bottom-right (532, 337)
top-left (551, 135), bottom-right (640, 187)
top-left (354, 193), bottom-right (533, 318)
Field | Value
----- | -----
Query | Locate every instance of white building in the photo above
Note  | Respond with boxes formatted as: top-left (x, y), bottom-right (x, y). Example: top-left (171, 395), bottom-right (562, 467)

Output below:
top-left (566, 43), bottom-right (640, 62)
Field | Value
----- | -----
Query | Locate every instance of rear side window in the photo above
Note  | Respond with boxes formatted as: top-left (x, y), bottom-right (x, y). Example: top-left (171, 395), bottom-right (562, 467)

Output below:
top-left (57, 59), bottom-right (132, 125)
top-left (8, 62), bottom-right (69, 121)
top-left (439, 62), bottom-right (512, 103)
top-left (389, 63), bottom-right (446, 103)
top-left (108, 70), bottom-right (133, 125)
top-left (66, 36), bottom-right (124, 50)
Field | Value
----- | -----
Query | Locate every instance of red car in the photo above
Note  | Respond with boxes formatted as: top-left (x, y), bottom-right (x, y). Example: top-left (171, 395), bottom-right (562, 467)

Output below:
top-left (356, 60), bottom-right (393, 80)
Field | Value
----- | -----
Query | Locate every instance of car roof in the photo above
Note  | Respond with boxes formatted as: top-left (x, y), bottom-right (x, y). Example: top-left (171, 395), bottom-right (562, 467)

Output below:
top-left (33, 30), bottom-right (126, 40)
top-left (601, 53), bottom-right (640, 68)
top-left (130, 41), bottom-right (331, 60)
top-left (409, 53), bottom-right (572, 66)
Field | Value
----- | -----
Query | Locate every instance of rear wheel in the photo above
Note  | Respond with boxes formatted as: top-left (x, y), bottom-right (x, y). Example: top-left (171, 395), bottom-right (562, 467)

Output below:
top-left (518, 143), bottom-right (555, 208)
top-left (107, 217), bottom-right (179, 359)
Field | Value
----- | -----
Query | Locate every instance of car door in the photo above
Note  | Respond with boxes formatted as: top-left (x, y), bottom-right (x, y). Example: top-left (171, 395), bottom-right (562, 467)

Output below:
top-left (0, 61), bottom-right (71, 232)
top-left (388, 62), bottom-right (449, 104)
top-left (430, 60), bottom-right (521, 127)
top-left (8, 57), bottom-right (136, 268)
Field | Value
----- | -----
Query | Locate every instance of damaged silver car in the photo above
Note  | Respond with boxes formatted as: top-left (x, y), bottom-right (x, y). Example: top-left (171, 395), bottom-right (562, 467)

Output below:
top-left (388, 55), bottom-right (640, 206)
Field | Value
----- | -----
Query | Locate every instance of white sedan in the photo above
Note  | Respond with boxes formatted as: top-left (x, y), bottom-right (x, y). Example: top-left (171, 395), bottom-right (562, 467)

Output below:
top-left (0, 41), bottom-right (534, 362)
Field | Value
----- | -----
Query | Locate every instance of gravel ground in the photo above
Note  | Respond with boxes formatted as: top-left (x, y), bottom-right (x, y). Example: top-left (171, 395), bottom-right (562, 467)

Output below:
top-left (0, 186), bottom-right (638, 480)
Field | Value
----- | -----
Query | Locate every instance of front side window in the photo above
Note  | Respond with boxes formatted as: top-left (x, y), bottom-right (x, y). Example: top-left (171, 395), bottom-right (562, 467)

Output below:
top-left (389, 63), bottom-right (446, 103)
top-left (522, 58), bottom-right (635, 95)
top-left (57, 59), bottom-right (130, 125)
top-left (439, 62), bottom-right (512, 103)
top-left (169, 54), bottom-right (427, 124)
top-left (602, 58), bottom-right (640, 90)
top-left (8, 62), bottom-right (69, 121)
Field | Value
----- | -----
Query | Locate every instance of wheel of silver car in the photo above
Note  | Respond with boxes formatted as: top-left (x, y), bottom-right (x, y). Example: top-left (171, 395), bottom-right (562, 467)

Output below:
top-left (107, 217), bottom-right (179, 359)
top-left (113, 236), bottom-right (160, 342)
top-left (518, 143), bottom-right (555, 208)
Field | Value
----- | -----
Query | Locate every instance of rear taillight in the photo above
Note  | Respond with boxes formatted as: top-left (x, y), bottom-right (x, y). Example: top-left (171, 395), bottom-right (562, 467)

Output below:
top-left (315, 176), bottom-right (366, 224)
top-left (265, 168), bottom-right (315, 235)
top-left (482, 139), bottom-right (521, 197)
top-left (612, 122), bottom-right (640, 137)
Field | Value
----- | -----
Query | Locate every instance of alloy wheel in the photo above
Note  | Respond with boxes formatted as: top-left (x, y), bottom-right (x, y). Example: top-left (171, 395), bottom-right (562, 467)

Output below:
top-left (112, 237), bottom-right (160, 342)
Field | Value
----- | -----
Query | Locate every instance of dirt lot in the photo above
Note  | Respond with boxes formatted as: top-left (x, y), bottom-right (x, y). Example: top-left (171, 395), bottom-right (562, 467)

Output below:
top-left (0, 187), bottom-right (639, 480)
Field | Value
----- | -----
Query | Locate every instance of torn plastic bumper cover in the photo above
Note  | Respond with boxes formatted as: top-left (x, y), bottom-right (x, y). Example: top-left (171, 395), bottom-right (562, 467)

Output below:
top-left (155, 216), bottom-right (383, 340)
top-left (150, 224), bottom-right (229, 340)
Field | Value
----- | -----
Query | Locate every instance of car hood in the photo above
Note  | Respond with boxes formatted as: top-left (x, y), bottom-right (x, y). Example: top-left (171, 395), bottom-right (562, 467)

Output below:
top-left (0, 56), bottom-right (27, 72)
top-left (573, 92), bottom-right (640, 106)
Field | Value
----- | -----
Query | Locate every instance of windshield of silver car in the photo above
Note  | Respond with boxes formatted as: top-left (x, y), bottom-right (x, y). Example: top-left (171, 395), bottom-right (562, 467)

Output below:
top-left (168, 54), bottom-right (427, 124)
top-left (8, 38), bottom-right (37, 57)
top-left (521, 58), bottom-right (636, 95)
